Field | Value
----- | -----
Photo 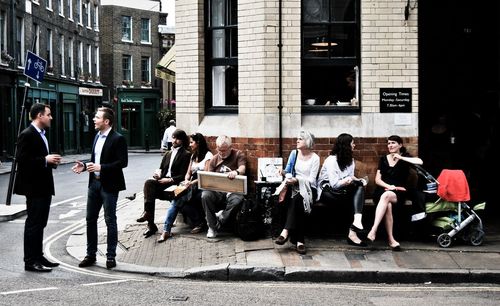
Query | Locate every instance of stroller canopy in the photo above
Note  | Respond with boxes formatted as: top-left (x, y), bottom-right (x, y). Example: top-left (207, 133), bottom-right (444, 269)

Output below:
top-left (437, 169), bottom-right (471, 202)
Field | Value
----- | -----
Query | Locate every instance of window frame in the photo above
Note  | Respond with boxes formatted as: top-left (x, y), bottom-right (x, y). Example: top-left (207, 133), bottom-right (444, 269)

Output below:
top-left (140, 18), bottom-right (151, 44)
top-left (204, 0), bottom-right (239, 113)
top-left (121, 16), bottom-right (132, 42)
top-left (141, 56), bottom-right (151, 84)
top-left (122, 54), bottom-right (132, 82)
top-left (301, 0), bottom-right (361, 113)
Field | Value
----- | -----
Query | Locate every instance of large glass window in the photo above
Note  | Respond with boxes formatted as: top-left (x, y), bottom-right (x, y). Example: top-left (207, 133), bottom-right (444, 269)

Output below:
top-left (76, 0), bottom-right (81, 24)
top-left (58, 0), bottom-right (64, 16)
top-left (122, 16), bottom-right (132, 41)
top-left (206, 0), bottom-right (238, 109)
top-left (69, 37), bottom-right (74, 78)
top-left (302, 0), bottom-right (360, 110)
top-left (68, 0), bottom-right (73, 20)
top-left (122, 54), bottom-right (132, 81)
top-left (140, 18), bottom-right (150, 43)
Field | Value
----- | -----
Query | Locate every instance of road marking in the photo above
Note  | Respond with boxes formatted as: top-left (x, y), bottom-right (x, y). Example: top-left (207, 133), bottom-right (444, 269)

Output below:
top-left (82, 279), bottom-right (131, 286)
top-left (59, 209), bottom-right (82, 219)
top-left (1, 287), bottom-right (58, 295)
top-left (51, 196), bottom-right (84, 208)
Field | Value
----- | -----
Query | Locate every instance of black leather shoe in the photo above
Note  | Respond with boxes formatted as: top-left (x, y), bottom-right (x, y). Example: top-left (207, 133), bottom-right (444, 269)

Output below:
top-left (296, 244), bottom-right (306, 255)
top-left (274, 235), bottom-right (289, 245)
top-left (78, 256), bottom-right (96, 268)
top-left (136, 211), bottom-right (150, 223)
top-left (347, 237), bottom-right (367, 247)
top-left (143, 224), bottom-right (158, 238)
top-left (106, 258), bottom-right (116, 269)
top-left (25, 262), bottom-right (52, 272)
top-left (39, 256), bottom-right (60, 267)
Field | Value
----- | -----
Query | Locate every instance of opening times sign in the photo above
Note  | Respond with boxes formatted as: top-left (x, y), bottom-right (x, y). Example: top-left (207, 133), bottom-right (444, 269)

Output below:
top-left (380, 88), bottom-right (412, 113)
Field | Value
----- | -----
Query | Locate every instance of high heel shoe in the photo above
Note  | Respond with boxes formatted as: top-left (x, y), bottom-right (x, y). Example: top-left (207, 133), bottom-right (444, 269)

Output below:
top-left (347, 237), bottom-right (367, 247)
top-left (157, 232), bottom-right (172, 243)
top-left (389, 243), bottom-right (401, 252)
top-left (275, 235), bottom-right (289, 245)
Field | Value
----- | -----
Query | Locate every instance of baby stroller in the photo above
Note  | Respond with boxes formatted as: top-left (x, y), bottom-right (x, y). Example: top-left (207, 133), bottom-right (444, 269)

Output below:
top-left (414, 165), bottom-right (486, 248)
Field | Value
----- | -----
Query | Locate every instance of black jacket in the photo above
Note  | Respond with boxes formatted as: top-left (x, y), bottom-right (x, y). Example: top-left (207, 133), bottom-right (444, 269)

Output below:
top-left (88, 129), bottom-right (128, 192)
top-left (14, 125), bottom-right (55, 196)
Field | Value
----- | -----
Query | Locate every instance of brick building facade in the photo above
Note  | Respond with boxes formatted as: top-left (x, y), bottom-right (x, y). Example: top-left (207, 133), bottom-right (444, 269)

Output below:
top-left (174, 0), bottom-right (419, 194)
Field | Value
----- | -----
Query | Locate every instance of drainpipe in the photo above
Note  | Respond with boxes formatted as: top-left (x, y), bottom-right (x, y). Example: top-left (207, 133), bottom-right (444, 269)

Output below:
top-left (278, 0), bottom-right (283, 157)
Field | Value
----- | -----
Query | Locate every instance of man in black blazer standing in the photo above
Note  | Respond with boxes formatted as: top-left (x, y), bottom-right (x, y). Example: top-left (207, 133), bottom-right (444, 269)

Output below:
top-left (71, 107), bottom-right (128, 269)
top-left (136, 129), bottom-right (191, 238)
top-left (15, 103), bottom-right (61, 272)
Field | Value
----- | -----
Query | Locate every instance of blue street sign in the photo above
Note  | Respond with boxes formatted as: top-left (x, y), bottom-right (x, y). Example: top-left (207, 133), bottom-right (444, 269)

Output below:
top-left (24, 51), bottom-right (47, 82)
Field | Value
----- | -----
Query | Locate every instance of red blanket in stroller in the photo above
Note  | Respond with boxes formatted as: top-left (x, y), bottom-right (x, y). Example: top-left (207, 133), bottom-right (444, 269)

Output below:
top-left (437, 169), bottom-right (470, 202)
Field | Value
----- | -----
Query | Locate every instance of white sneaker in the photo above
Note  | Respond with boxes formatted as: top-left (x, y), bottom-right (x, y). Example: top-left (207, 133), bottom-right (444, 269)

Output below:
top-left (207, 227), bottom-right (218, 238)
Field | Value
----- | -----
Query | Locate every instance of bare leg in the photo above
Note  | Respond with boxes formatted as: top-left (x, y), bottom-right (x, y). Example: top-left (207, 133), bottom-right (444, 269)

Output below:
top-left (384, 203), bottom-right (400, 247)
top-left (367, 191), bottom-right (397, 241)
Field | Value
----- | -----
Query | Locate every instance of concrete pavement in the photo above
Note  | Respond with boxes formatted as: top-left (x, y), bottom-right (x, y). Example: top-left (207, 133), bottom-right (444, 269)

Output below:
top-left (2, 153), bottom-right (500, 283)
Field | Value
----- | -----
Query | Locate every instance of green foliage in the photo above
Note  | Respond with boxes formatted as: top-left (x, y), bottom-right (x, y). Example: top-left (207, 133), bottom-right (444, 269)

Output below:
top-left (158, 108), bottom-right (176, 132)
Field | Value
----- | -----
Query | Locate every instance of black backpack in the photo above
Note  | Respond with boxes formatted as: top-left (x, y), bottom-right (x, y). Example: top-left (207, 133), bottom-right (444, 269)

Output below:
top-left (235, 198), bottom-right (264, 241)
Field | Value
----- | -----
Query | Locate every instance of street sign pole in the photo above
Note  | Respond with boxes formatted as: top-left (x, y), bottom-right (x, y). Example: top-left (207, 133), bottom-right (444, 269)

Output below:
top-left (5, 83), bottom-right (31, 205)
top-left (5, 39), bottom-right (45, 205)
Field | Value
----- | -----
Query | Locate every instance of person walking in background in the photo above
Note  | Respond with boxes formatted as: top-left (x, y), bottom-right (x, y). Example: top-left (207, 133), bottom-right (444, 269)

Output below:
top-left (71, 107), bottom-right (128, 269)
top-left (158, 133), bottom-right (213, 242)
top-left (161, 120), bottom-right (177, 152)
top-left (15, 103), bottom-right (62, 272)
top-left (201, 135), bottom-right (246, 239)
top-left (274, 130), bottom-right (320, 255)
top-left (317, 133), bottom-right (368, 247)
top-left (137, 129), bottom-right (191, 238)
top-left (367, 135), bottom-right (423, 251)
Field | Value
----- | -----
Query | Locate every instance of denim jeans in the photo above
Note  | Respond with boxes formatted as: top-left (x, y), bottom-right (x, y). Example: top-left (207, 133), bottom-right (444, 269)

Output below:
top-left (163, 195), bottom-right (186, 233)
top-left (86, 180), bottom-right (119, 259)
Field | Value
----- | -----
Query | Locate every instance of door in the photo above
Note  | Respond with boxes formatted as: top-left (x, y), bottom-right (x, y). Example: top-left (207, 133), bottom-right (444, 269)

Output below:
top-left (121, 103), bottom-right (142, 147)
top-left (63, 103), bottom-right (77, 153)
top-left (419, 1), bottom-right (500, 211)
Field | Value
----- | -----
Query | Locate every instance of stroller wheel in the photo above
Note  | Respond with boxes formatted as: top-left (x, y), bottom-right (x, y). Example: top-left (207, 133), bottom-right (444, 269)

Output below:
top-left (437, 233), bottom-right (452, 248)
top-left (470, 229), bottom-right (485, 246)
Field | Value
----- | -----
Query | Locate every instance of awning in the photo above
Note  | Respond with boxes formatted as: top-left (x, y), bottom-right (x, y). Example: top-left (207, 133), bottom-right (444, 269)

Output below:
top-left (156, 45), bottom-right (175, 83)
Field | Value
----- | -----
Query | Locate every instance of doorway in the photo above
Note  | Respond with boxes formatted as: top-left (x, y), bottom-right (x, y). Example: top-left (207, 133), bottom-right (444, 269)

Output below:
top-left (419, 1), bottom-right (500, 214)
top-left (121, 104), bottom-right (142, 147)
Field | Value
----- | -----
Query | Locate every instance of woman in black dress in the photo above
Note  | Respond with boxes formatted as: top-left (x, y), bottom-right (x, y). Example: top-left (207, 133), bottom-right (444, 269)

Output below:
top-left (367, 135), bottom-right (423, 250)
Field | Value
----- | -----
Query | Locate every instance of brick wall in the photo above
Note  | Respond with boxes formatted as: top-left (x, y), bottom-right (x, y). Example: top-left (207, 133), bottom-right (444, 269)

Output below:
top-left (205, 136), bottom-right (418, 197)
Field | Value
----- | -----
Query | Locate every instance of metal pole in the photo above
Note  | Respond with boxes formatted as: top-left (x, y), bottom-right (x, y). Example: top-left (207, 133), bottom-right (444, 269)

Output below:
top-left (5, 32), bottom-right (38, 205)
top-left (6, 83), bottom-right (31, 205)
top-left (278, 0), bottom-right (283, 158)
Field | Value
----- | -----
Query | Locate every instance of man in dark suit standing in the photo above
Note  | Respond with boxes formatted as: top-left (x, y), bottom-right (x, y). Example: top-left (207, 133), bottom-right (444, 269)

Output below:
top-left (15, 103), bottom-right (61, 272)
top-left (71, 107), bottom-right (127, 269)
top-left (136, 129), bottom-right (191, 238)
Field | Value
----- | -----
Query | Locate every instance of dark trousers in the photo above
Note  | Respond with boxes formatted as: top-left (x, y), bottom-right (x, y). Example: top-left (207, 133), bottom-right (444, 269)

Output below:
top-left (86, 180), bottom-right (119, 259)
top-left (143, 178), bottom-right (173, 224)
top-left (319, 184), bottom-right (365, 215)
top-left (24, 195), bottom-right (52, 264)
top-left (283, 193), bottom-right (306, 244)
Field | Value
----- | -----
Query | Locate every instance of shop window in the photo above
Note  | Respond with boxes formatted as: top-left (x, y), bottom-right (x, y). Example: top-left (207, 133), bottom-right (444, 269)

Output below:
top-left (205, 0), bottom-right (238, 111)
top-left (302, 0), bottom-right (360, 111)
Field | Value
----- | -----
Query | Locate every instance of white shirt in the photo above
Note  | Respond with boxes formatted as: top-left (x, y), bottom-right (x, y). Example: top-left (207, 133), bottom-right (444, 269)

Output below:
top-left (161, 125), bottom-right (176, 149)
top-left (191, 151), bottom-right (213, 172)
top-left (31, 123), bottom-right (49, 154)
top-left (94, 127), bottom-right (111, 176)
top-left (166, 146), bottom-right (180, 177)
top-left (316, 155), bottom-right (355, 200)
top-left (294, 153), bottom-right (320, 190)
